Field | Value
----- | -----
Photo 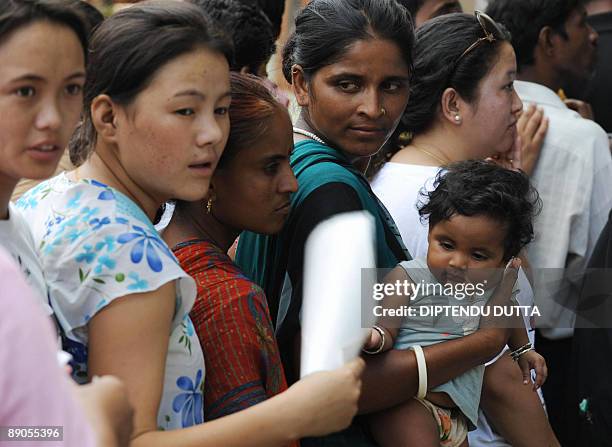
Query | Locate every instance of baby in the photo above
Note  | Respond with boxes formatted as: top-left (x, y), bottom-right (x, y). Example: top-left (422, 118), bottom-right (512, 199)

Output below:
top-left (366, 160), bottom-right (547, 447)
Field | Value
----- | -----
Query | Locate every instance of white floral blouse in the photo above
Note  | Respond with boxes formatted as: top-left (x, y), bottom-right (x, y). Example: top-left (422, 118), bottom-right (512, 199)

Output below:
top-left (17, 173), bottom-right (205, 430)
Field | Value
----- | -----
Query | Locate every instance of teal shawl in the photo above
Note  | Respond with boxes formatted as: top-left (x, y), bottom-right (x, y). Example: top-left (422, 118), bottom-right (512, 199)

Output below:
top-left (236, 140), bottom-right (409, 293)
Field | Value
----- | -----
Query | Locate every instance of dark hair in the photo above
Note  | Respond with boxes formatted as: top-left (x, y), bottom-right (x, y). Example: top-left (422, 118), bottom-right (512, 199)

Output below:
top-left (69, 0), bottom-right (233, 166)
top-left (66, 0), bottom-right (103, 35)
top-left (486, 0), bottom-right (582, 71)
top-left (366, 13), bottom-right (511, 178)
top-left (281, 0), bottom-right (415, 84)
top-left (241, 0), bottom-right (285, 40)
top-left (418, 160), bottom-right (542, 260)
top-left (191, 0), bottom-right (275, 74)
top-left (403, 13), bottom-right (511, 136)
top-left (395, 0), bottom-right (425, 18)
top-left (218, 72), bottom-right (289, 169)
top-left (0, 0), bottom-right (90, 55)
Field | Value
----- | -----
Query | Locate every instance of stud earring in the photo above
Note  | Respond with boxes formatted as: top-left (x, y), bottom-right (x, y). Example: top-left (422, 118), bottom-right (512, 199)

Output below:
top-left (454, 114), bottom-right (461, 123)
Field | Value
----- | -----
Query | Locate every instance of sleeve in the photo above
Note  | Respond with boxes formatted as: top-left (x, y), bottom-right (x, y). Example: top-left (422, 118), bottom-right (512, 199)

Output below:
top-left (0, 250), bottom-right (97, 447)
top-left (192, 278), bottom-right (287, 420)
top-left (43, 217), bottom-right (194, 344)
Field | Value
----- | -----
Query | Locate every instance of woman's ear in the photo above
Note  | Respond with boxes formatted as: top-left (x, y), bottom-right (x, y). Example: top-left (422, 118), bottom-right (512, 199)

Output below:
top-left (440, 87), bottom-right (465, 126)
top-left (91, 94), bottom-right (119, 144)
top-left (291, 64), bottom-right (310, 107)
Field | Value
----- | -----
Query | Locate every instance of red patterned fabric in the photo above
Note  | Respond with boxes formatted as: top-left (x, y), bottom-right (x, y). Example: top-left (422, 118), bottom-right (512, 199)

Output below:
top-left (173, 239), bottom-right (289, 420)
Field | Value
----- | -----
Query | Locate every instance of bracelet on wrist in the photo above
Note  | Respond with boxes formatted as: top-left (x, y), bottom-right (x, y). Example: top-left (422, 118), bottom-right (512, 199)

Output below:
top-left (362, 325), bottom-right (386, 355)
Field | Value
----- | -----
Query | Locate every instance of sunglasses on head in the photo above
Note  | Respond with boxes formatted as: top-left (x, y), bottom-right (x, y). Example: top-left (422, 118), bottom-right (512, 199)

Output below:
top-left (456, 10), bottom-right (504, 62)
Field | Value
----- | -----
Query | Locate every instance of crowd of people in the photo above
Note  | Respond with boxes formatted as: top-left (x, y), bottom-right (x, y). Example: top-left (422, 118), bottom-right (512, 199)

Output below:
top-left (1, 0), bottom-right (611, 446)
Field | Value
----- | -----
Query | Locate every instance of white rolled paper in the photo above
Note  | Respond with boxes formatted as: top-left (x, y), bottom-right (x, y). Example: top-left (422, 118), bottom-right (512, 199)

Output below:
top-left (300, 211), bottom-right (378, 377)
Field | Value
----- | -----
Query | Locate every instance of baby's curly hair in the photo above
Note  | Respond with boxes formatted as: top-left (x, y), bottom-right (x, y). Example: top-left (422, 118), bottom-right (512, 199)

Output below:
top-left (418, 160), bottom-right (542, 261)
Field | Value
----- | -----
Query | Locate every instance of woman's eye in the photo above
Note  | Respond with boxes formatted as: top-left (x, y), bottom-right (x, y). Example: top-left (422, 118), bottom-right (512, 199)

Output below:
top-left (215, 107), bottom-right (229, 116)
top-left (15, 86), bottom-right (35, 97)
top-left (65, 84), bottom-right (83, 96)
top-left (504, 82), bottom-right (514, 92)
top-left (264, 163), bottom-right (279, 175)
top-left (176, 108), bottom-right (195, 116)
top-left (382, 82), bottom-right (401, 92)
top-left (338, 81), bottom-right (359, 92)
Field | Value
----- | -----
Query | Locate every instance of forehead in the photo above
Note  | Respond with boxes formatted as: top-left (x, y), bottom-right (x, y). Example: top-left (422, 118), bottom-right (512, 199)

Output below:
top-left (480, 42), bottom-right (516, 83)
top-left (434, 214), bottom-right (506, 248)
top-left (0, 21), bottom-right (84, 75)
top-left (233, 109), bottom-right (293, 162)
top-left (317, 38), bottom-right (410, 80)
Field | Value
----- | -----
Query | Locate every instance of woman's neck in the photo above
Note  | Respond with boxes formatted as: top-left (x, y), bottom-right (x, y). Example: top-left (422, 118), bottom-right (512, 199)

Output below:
top-left (394, 124), bottom-right (469, 167)
top-left (294, 112), bottom-right (370, 171)
top-left (163, 202), bottom-right (238, 253)
top-left (74, 146), bottom-right (161, 222)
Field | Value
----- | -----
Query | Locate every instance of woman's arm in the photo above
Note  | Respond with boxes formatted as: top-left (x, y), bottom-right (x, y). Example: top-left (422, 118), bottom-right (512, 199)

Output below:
top-left (358, 259), bottom-right (520, 414)
top-left (88, 282), bottom-right (364, 447)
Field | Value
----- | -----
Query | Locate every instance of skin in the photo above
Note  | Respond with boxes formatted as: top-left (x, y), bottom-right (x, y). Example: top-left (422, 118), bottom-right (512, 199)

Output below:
top-left (163, 107), bottom-right (298, 251)
top-left (75, 48), bottom-right (232, 221)
top-left (288, 35), bottom-right (521, 414)
top-left (83, 53), bottom-right (363, 444)
top-left (292, 38), bottom-right (411, 160)
top-left (392, 42), bottom-right (523, 166)
top-left (0, 21), bottom-right (84, 219)
top-left (520, 6), bottom-right (598, 91)
top-left (414, 0), bottom-right (463, 27)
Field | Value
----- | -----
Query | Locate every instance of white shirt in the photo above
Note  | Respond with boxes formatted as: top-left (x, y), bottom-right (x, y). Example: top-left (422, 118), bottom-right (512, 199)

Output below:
top-left (0, 202), bottom-right (51, 314)
top-left (515, 80), bottom-right (612, 339)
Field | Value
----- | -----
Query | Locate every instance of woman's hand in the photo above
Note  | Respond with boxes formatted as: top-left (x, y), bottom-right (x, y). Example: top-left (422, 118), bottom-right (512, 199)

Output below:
top-left (74, 375), bottom-right (134, 447)
top-left (517, 104), bottom-right (548, 175)
top-left (285, 358), bottom-right (364, 438)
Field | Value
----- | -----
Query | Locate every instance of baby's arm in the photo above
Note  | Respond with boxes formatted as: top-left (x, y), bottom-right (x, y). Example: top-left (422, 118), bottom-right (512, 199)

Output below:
top-left (363, 266), bottom-right (414, 354)
top-left (508, 325), bottom-right (547, 390)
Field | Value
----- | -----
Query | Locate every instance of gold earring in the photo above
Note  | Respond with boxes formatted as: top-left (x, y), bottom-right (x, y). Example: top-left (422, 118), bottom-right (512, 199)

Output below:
top-left (206, 198), bottom-right (213, 214)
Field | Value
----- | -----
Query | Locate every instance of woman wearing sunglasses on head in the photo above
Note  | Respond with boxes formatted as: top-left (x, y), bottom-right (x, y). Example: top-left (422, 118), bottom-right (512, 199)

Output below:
top-left (370, 12), bottom-right (558, 447)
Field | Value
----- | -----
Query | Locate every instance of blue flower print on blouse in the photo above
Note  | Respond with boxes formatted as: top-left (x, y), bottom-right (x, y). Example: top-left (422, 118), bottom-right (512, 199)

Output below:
top-left (117, 225), bottom-right (175, 273)
top-left (172, 369), bottom-right (204, 427)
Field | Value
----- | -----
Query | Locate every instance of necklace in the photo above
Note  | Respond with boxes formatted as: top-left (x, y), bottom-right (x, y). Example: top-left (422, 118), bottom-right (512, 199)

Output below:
top-left (411, 144), bottom-right (451, 166)
top-left (293, 127), bottom-right (326, 145)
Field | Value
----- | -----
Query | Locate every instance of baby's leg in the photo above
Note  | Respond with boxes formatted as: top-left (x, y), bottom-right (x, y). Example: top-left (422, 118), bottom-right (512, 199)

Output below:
top-left (369, 398), bottom-right (440, 447)
top-left (480, 353), bottom-right (560, 446)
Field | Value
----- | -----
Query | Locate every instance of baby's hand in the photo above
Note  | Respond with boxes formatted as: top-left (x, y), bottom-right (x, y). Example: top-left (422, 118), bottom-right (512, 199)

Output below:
top-left (517, 350), bottom-right (548, 391)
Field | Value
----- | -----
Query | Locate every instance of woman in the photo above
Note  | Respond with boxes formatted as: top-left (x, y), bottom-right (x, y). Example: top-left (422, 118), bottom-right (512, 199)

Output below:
top-left (18, 2), bottom-right (362, 446)
top-left (0, 2), bottom-right (132, 445)
top-left (162, 73), bottom-right (297, 421)
top-left (370, 13), bottom-right (556, 447)
top-left (236, 1), bottom-right (520, 444)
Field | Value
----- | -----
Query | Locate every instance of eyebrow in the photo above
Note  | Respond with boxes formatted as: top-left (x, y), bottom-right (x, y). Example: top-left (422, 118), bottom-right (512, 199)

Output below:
top-left (174, 89), bottom-right (232, 100)
top-left (328, 73), bottom-right (410, 82)
top-left (10, 71), bottom-right (85, 83)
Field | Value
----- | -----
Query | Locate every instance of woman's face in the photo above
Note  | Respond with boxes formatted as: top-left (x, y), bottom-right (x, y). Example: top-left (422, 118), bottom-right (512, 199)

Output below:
top-left (299, 38), bottom-right (410, 159)
top-left (113, 47), bottom-right (231, 203)
top-left (211, 109), bottom-right (297, 235)
top-left (461, 42), bottom-right (523, 157)
top-left (0, 21), bottom-right (85, 185)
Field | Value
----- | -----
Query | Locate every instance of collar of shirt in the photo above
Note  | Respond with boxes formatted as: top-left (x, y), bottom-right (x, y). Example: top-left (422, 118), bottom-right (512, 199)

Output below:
top-left (514, 80), bottom-right (568, 110)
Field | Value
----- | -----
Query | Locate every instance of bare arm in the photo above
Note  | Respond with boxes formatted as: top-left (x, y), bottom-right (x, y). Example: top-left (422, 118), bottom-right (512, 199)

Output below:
top-left (358, 259), bottom-right (520, 414)
top-left (88, 282), bottom-right (363, 447)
